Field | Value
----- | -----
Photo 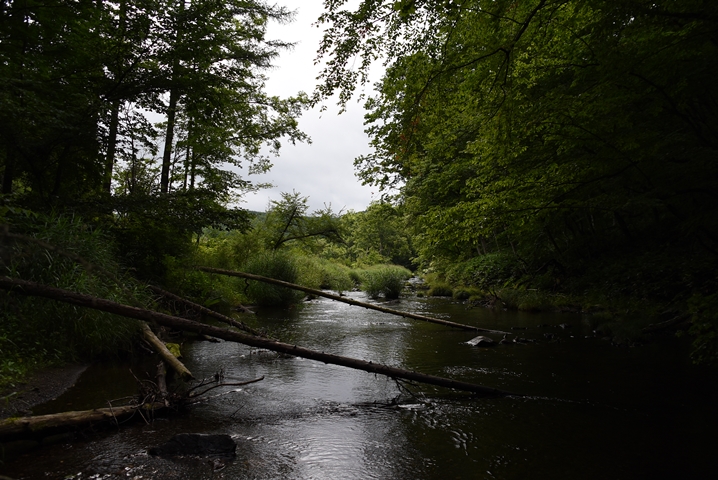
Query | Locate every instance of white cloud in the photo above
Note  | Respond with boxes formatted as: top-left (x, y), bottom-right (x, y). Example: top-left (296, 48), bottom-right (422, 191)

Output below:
top-left (240, 0), bottom-right (380, 213)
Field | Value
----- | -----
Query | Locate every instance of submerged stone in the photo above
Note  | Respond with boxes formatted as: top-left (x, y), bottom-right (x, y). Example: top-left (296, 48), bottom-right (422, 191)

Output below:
top-left (466, 335), bottom-right (495, 347)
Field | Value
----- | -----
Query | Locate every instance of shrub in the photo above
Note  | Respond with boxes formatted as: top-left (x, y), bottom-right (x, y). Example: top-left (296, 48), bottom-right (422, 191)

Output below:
top-left (359, 264), bottom-right (412, 299)
top-left (242, 251), bottom-right (304, 307)
top-left (1, 213), bottom-right (143, 387)
top-left (446, 253), bottom-right (522, 289)
top-left (427, 283), bottom-right (453, 297)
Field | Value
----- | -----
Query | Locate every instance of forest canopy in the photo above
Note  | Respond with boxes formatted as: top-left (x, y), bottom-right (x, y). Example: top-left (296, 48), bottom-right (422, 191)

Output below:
top-left (315, 0), bottom-right (718, 302)
top-left (0, 0), bottom-right (310, 277)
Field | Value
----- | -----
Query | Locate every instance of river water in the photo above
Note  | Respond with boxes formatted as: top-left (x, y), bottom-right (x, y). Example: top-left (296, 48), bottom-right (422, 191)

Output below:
top-left (2, 291), bottom-right (717, 479)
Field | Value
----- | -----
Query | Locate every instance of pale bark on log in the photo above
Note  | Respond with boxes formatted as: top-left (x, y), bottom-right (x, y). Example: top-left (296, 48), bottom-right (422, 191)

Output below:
top-left (148, 285), bottom-right (261, 336)
top-left (197, 266), bottom-right (509, 334)
top-left (140, 322), bottom-right (194, 380)
top-left (0, 403), bottom-right (163, 440)
top-left (0, 277), bottom-right (519, 397)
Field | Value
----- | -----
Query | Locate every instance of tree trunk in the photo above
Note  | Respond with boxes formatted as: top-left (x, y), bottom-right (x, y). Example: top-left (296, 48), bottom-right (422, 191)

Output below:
top-left (0, 277), bottom-right (519, 397)
top-left (160, 88), bottom-right (178, 194)
top-left (198, 267), bottom-right (508, 334)
top-left (0, 404), bottom-right (155, 441)
top-left (103, 100), bottom-right (120, 193)
top-left (140, 322), bottom-right (193, 380)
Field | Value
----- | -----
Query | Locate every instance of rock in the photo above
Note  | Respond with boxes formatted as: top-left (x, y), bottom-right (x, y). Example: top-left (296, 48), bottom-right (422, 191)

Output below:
top-left (499, 335), bottom-right (513, 345)
top-left (466, 335), bottom-right (496, 347)
top-left (149, 433), bottom-right (237, 457)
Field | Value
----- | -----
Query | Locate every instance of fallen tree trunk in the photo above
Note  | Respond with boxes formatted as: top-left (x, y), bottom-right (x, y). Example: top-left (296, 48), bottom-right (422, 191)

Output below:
top-left (140, 323), bottom-right (194, 380)
top-left (148, 285), bottom-right (262, 336)
top-left (197, 266), bottom-right (509, 334)
top-left (0, 276), bottom-right (519, 397)
top-left (0, 376), bottom-right (265, 442)
top-left (0, 403), bottom-right (161, 441)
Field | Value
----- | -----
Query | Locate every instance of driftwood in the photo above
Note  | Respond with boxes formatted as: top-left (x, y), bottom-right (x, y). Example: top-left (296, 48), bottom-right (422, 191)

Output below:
top-left (140, 322), bottom-right (194, 380)
top-left (0, 375), bottom-right (265, 442)
top-left (148, 285), bottom-right (262, 336)
top-left (0, 276), bottom-right (519, 397)
top-left (198, 266), bottom-right (509, 334)
top-left (0, 403), bottom-right (162, 441)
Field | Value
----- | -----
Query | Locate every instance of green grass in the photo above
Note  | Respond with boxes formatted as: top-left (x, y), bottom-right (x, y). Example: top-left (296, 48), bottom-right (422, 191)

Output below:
top-left (358, 264), bottom-right (412, 299)
top-left (1, 214), bottom-right (145, 388)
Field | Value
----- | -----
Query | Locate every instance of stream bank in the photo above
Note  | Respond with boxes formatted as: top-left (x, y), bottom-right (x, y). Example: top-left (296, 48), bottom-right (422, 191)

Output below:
top-left (2, 292), bottom-right (717, 479)
top-left (0, 365), bottom-right (88, 420)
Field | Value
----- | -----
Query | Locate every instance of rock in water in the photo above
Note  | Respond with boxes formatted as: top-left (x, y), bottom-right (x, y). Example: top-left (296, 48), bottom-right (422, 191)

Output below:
top-left (466, 335), bottom-right (495, 347)
top-left (149, 433), bottom-right (237, 457)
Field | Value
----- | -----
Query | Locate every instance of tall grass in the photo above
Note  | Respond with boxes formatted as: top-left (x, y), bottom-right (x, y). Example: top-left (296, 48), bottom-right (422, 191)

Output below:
top-left (358, 264), bottom-right (412, 299)
top-left (295, 255), bottom-right (354, 293)
top-left (242, 251), bottom-right (304, 307)
top-left (1, 214), bottom-right (143, 387)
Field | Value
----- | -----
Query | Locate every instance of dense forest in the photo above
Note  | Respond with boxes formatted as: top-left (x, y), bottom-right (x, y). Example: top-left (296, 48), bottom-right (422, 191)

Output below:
top-left (1, 0), bottom-right (717, 388)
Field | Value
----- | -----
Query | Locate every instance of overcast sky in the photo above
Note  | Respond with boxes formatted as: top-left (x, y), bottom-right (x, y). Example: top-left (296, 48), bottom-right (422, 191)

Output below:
top-left (239, 0), bottom-right (379, 213)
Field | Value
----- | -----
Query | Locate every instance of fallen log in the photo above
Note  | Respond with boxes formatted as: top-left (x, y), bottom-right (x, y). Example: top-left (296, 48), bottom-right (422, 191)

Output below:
top-left (0, 276), bottom-right (520, 397)
top-left (197, 266), bottom-right (509, 334)
top-left (0, 375), bottom-right (265, 442)
top-left (140, 322), bottom-right (194, 380)
top-left (0, 403), bottom-right (161, 441)
top-left (147, 285), bottom-right (262, 336)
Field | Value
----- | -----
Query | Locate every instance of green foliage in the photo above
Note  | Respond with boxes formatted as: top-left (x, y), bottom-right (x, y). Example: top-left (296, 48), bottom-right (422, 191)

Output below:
top-left (294, 255), bottom-right (355, 294)
top-left (358, 264), bottom-right (412, 299)
top-left (339, 202), bottom-right (415, 269)
top-left (242, 251), bottom-right (304, 307)
top-left (262, 191), bottom-right (343, 252)
top-left (446, 254), bottom-right (524, 290)
top-left (109, 191), bottom-right (252, 280)
top-left (427, 283), bottom-right (453, 298)
top-left (0, 213), bottom-right (143, 387)
top-left (315, 0), bottom-right (718, 330)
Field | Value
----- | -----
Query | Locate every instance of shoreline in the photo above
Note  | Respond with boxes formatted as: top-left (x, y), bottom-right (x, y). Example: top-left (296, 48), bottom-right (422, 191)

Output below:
top-left (0, 364), bottom-right (88, 420)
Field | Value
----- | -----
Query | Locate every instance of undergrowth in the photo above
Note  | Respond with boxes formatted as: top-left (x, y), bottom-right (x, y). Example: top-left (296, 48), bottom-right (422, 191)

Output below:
top-left (1, 213), bottom-right (145, 388)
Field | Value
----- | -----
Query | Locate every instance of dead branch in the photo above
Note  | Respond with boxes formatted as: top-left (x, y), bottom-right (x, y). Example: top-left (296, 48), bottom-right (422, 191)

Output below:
top-left (197, 267), bottom-right (509, 334)
top-left (140, 322), bottom-right (194, 380)
top-left (0, 276), bottom-right (520, 397)
top-left (148, 285), bottom-right (262, 336)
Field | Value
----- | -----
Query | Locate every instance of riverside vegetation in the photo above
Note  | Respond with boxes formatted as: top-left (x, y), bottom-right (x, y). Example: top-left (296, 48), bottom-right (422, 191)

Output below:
top-left (2, 0), bottom-right (717, 391)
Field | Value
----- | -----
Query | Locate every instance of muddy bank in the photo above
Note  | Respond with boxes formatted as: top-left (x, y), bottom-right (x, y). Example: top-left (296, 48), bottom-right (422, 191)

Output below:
top-left (0, 365), bottom-right (88, 420)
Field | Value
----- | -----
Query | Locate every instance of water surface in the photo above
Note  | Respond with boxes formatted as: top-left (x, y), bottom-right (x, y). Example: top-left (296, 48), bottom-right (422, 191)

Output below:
top-left (3, 292), bottom-right (716, 479)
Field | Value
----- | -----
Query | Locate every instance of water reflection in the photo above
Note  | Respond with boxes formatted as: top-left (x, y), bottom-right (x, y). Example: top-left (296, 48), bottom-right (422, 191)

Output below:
top-left (3, 292), bottom-right (717, 479)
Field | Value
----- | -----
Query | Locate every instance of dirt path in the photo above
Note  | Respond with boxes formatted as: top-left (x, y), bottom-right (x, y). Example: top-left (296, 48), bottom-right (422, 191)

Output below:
top-left (0, 365), bottom-right (88, 420)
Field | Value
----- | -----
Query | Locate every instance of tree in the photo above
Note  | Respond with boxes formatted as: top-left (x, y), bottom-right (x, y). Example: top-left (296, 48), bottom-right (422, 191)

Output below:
top-left (263, 191), bottom-right (343, 252)
top-left (341, 202), bottom-right (414, 268)
top-left (316, 0), bottom-right (718, 297)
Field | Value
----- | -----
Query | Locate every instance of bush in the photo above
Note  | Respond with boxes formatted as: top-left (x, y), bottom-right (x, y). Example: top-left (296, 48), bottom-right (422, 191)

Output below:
top-left (427, 283), bottom-right (453, 297)
top-left (242, 251), bottom-right (304, 307)
top-left (294, 255), bottom-right (355, 294)
top-left (446, 253), bottom-right (522, 289)
top-left (1, 213), bottom-right (143, 387)
top-left (359, 264), bottom-right (412, 299)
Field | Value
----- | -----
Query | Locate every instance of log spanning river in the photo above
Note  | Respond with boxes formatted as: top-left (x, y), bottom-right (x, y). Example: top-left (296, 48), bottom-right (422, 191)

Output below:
top-left (3, 291), bottom-right (717, 479)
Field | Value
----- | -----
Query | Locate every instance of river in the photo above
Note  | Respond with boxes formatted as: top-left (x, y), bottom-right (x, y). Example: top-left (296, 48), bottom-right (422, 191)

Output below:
top-left (2, 291), bottom-right (717, 479)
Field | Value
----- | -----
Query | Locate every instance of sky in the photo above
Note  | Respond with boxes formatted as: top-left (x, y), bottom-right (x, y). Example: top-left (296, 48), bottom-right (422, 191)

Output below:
top-left (239, 0), bottom-right (379, 214)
